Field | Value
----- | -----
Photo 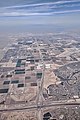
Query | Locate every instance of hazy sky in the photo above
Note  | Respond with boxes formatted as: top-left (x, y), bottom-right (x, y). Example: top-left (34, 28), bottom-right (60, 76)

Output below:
top-left (0, 0), bottom-right (80, 32)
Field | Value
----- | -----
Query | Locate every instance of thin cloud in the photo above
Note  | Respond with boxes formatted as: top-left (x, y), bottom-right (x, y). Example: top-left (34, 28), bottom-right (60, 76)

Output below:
top-left (0, 0), bottom-right (80, 17)
top-left (0, 9), bottom-right (80, 17)
top-left (3, 0), bottom-right (80, 9)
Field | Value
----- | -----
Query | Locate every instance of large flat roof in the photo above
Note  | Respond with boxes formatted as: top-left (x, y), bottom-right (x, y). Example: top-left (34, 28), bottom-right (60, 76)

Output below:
top-left (0, 88), bottom-right (9, 93)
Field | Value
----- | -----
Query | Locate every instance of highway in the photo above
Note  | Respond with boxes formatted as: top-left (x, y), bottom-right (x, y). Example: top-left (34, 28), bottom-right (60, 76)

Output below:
top-left (0, 100), bottom-right (80, 112)
top-left (35, 39), bottom-right (45, 120)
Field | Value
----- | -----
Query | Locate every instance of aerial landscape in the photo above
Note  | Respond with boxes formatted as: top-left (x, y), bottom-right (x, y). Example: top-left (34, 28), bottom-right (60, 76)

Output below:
top-left (0, 0), bottom-right (80, 120)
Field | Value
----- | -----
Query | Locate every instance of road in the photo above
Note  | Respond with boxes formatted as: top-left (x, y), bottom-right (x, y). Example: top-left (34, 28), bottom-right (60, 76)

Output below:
top-left (0, 100), bottom-right (80, 112)
top-left (35, 39), bottom-right (45, 120)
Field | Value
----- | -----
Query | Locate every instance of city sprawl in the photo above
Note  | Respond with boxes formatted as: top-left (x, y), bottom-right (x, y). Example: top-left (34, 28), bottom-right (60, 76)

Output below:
top-left (0, 32), bottom-right (80, 120)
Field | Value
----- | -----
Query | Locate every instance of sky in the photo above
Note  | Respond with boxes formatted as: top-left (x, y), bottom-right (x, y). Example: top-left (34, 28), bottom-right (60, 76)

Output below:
top-left (0, 0), bottom-right (80, 32)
